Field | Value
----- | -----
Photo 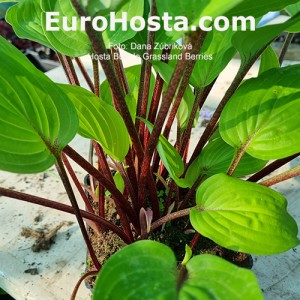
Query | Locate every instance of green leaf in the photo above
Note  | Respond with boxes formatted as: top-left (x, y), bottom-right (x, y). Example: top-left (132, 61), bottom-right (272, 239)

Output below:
top-left (58, 84), bottom-right (130, 162)
top-left (93, 241), bottom-right (178, 300)
top-left (232, 13), bottom-right (300, 67)
top-left (226, 0), bottom-right (300, 18)
top-left (185, 136), bottom-right (267, 186)
top-left (102, 0), bottom-right (144, 46)
top-left (121, 1), bottom-right (173, 53)
top-left (94, 240), bottom-right (263, 300)
top-left (100, 64), bottom-right (155, 120)
top-left (113, 172), bottom-right (125, 193)
top-left (156, 0), bottom-right (208, 26)
top-left (40, 0), bottom-right (92, 57)
top-left (152, 61), bottom-right (196, 129)
top-left (285, 2), bottom-right (300, 16)
top-left (6, 0), bottom-right (53, 49)
top-left (199, 0), bottom-right (244, 19)
top-left (258, 45), bottom-right (280, 76)
top-left (190, 30), bottom-right (236, 88)
top-left (0, 36), bottom-right (78, 173)
top-left (82, 0), bottom-right (130, 17)
top-left (182, 245), bottom-right (192, 266)
top-left (190, 174), bottom-right (300, 254)
top-left (219, 65), bottom-right (300, 160)
top-left (141, 119), bottom-right (189, 188)
top-left (180, 254), bottom-right (263, 300)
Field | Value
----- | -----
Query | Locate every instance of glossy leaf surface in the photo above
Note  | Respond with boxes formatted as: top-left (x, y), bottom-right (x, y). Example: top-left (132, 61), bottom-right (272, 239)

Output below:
top-left (59, 84), bottom-right (130, 162)
top-left (258, 46), bottom-right (279, 76)
top-left (190, 174), bottom-right (300, 254)
top-left (232, 13), bottom-right (300, 67)
top-left (0, 37), bottom-right (78, 173)
top-left (180, 255), bottom-right (263, 300)
top-left (190, 30), bottom-right (236, 88)
top-left (93, 240), bottom-right (263, 300)
top-left (142, 119), bottom-right (188, 188)
top-left (6, 0), bottom-right (53, 48)
top-left (93, 241), bottom-right (178, 300)
top-left (220, 65), bottom-right (300, 160)
top-left (40, 0), bottom-right (92, 56)
top-left (185, 137), bottom-right (267, 186)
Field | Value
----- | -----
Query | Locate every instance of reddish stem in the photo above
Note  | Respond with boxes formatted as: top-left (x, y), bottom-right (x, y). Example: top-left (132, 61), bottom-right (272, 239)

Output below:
top-left (189, 233), bottom-right (201, 251)
top-left (0, 187), bottom-right (132, 244)
top-left (248, 153), bottom-right (300, 182)
top-left (63, 145), bottom-right (139, 230)
top-left (55, 157), bottom-right (101, 270)
top-left (57, 53), bottom-right (80, 86)
top-left (75, 57), bottom-right (95, 92)
top-left (71, 270), bottom-right (99, 300)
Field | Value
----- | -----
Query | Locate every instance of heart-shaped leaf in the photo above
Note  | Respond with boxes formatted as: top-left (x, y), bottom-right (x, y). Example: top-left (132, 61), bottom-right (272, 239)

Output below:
top-left (180, 254), bottom-right (263, 300)
top-left (93, 241), bottom-right (178, 300)
top-left (58, 84), bottom-right (130, 162)
top-left (220, 65), bottom-right (300, 160)
top-left (190, 174), bottom-right (300, 254)
top-left (0, 36), bottom-right (78, 173)
top-left (93, 240), bottom-right (263, 300)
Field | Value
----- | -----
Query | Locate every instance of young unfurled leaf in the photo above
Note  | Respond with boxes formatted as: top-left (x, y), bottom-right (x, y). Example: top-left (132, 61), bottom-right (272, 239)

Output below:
top-left (141, 119), bottom-right (189, 188)
top-left (190, 174), bottom-right (300, 254)
top-left (0, 37), bottom-right (78, 173)
top-left (181, 245), bottom-right (192, 266)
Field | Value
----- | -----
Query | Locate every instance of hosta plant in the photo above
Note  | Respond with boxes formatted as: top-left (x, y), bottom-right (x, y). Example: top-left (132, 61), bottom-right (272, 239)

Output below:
top-left (1, 0), bottom-right (300, 299)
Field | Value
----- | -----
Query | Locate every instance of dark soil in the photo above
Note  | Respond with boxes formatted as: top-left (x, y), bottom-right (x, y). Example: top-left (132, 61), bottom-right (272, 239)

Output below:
top-left (85, 176), bottom-right (252, 288)
top-left (149, 218), bottom-right (252, 269)
top-left (86, 210), bottom-right (252, 288)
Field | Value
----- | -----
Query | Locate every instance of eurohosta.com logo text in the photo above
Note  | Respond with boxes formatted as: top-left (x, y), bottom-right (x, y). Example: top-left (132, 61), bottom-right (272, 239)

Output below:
top-left (45, 12), bottom-right (256, 32)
